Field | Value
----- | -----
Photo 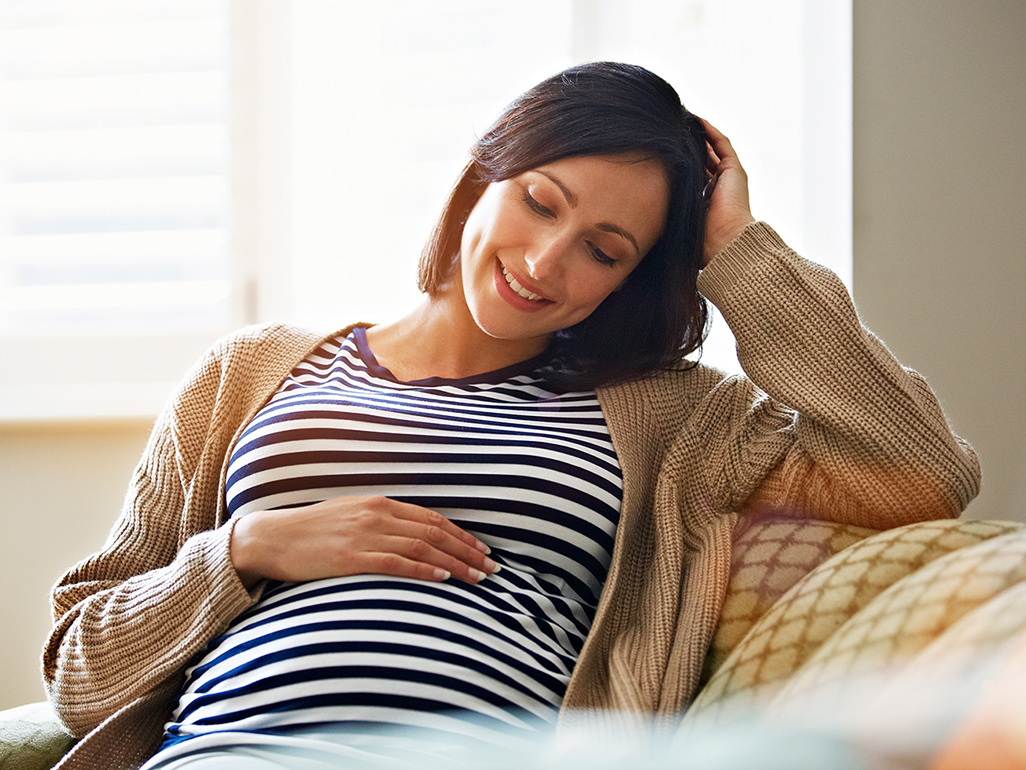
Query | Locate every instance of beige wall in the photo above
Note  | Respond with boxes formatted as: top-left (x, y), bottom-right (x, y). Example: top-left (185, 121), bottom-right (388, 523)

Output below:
top-left (852, 0), bottom-right (1026, 525)
top-left (1, 421), bottom-right (151, 710)
top-left (3, 0), bottom-right (1025, 713)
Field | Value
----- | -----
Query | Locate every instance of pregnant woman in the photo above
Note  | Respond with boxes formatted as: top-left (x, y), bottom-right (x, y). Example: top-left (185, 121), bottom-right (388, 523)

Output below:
top-left (43, 62), bottom-right (980, 769)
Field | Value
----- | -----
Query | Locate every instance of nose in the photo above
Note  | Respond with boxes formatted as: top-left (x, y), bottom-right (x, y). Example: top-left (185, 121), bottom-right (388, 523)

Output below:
top-left (524, 233), bottom-right (571, 280)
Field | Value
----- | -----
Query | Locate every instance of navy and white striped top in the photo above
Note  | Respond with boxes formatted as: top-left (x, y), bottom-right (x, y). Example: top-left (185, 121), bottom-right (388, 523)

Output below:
top-left (158, 327), bottom-right (622, 754)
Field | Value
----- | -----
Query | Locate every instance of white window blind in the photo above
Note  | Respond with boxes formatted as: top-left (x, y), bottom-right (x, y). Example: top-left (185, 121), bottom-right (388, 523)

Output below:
top-left (0, 0), bottom-right (234, 419)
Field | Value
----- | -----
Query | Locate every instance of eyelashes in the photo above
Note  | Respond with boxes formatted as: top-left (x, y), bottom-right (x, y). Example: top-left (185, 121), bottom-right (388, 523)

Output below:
top-left (521, 191), bottom-right (554, 218)
top-left (588, 243), bottom-right (616, 266)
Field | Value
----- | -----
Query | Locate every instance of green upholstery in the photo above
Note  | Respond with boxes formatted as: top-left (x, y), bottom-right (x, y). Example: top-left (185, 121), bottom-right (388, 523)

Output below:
top-left (0, 702), bottom-right (75, 770)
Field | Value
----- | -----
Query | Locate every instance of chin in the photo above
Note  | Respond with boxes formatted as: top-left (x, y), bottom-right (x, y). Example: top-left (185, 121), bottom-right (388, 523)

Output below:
top-left (469, 308), bottom-right (549, 346)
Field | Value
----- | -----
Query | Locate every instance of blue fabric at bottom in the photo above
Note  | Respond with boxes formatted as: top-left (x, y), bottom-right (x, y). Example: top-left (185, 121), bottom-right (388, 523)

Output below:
top-left (138, 721), bottom-right (864, 770)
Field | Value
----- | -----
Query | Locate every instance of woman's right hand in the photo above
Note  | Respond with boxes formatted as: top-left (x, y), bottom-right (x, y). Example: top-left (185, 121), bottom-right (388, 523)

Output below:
top-left (229, 495), bottom-right (497, 589)
top-left (700, 118), bottom-right (756, 266)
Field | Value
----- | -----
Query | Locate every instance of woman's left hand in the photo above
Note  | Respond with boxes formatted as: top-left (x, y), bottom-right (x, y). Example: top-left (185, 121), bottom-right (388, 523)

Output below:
top-left (700, 119), bottom-right (756, 266)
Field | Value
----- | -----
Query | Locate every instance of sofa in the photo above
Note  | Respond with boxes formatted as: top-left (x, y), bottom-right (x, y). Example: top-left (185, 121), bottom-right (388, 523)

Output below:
top-left (3, 513), bottom-right (1025, 769)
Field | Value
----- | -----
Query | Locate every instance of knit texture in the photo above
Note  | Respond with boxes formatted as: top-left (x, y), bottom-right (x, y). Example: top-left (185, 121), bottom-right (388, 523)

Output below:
top-left (42, 223), bottom-right (980, 768)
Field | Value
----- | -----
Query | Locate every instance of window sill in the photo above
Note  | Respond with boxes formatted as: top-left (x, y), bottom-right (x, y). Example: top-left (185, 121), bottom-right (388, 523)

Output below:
top-left (0, 327), bottom-right (224, 426)
top-left (0, 382), bottom-right (174, 426)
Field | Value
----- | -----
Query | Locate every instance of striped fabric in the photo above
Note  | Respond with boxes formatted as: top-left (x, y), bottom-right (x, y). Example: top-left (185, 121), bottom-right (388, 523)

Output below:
top-left (155, 327), bottom-right (622, 757)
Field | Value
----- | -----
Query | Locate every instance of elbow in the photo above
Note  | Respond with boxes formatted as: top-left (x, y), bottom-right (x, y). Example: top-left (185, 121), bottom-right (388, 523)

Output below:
top-left (46, 692), bottom-right (101, 740)
top-left (43, 630), bottom-right (183, 739)
top-left (952, 435), bottom-right (983, 513)
top-left (857, 431), bottom-right (983, 526)
top-left (43, 651), bottom-right (109, 738)
top-left (875, 456), bottom-right (981, 527)
top-left (43, 621), bottom-right (129, 738)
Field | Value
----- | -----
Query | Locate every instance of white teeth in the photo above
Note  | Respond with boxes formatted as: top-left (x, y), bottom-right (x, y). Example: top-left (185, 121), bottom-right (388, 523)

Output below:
top-left (501, 264), bottom-right (542, 301)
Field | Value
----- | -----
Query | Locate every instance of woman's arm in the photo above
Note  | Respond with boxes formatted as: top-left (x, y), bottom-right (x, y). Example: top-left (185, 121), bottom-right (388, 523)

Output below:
top-left (43, 324), bottom-right (498, 737)
top-left (42, 338), bottom-right (258, 738)
top-left (695, 123), bottom-right (980, 526)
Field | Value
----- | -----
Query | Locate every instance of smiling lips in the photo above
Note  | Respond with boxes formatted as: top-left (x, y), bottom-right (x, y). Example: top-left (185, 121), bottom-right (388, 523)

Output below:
top-left (499, 262), bottom-right (550, 304)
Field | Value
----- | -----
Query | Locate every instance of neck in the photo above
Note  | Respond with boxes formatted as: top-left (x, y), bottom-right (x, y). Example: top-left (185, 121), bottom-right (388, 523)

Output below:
top-left (366, 295), bottom-right (548, 383)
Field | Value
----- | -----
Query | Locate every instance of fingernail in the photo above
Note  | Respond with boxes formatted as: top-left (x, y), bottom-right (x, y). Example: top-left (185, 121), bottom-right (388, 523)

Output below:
top-left (469, 569), bottom-right (486, 583)
top-left (483, 557), bottom-right (497, 573)
top-left (434, 569), bottom-right (451, 581)
top-left (477, 542), bottom-right (491, 554)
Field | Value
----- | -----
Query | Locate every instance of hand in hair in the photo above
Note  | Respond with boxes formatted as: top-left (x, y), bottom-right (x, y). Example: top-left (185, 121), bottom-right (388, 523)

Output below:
top-left (700, 119), bottom-right (756, 265)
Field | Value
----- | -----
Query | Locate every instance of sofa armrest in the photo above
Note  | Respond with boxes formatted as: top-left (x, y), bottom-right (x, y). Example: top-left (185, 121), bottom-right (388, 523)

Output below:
top-left (0, 701), bottom-right (76, 770)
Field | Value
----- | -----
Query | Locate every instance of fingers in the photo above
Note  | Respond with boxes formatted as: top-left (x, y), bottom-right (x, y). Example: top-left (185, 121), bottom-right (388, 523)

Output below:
top-left (386, 503), bottom-right (499, 584)
top-left (703, 125), bottom-right (722, 172)
top-left (416, 506), bottom-right (491, 556)
top-left (700, 118), bottom-right (735, 165)
top-left (367, 553), bottom-right (456, 583)
top-left (699, 118), bottom-right (742, 214)
top-left (343, 496), bottom-right (498, 584)
top-left (702, 133), bottom-right (719, 206)
top-left (369, 535), bottom-right (497, 585)
top-left (694, 118), bottom-right (756, 265)
top-left (230, 495), bottom-right (501, 587)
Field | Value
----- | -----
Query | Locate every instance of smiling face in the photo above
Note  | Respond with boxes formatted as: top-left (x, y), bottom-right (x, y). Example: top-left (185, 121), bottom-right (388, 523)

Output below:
top-left (457, 153), bottom-right (670, 354)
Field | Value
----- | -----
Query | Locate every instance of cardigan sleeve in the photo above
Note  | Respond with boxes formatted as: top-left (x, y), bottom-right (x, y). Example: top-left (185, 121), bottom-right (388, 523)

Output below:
top-left (695, 222), bottom-right (980, 529)
top-left (42, 335), bottom-right (262, 738)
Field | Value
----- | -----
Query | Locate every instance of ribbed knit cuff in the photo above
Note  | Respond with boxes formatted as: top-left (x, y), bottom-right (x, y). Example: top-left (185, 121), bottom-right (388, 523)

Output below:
top-left (204, 516), bottom-right (266, 607)
top-left (696, 221), bottom-right (789, 308)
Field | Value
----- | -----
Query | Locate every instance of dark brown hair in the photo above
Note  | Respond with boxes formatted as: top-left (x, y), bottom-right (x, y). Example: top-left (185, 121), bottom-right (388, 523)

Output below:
top-left (418, 62), bottom-right (709, 389)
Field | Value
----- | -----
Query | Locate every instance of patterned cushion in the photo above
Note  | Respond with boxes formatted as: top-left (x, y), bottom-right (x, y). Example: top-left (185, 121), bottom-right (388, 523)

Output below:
top-left (688, 518), bottom-right (1026, 726)
top-left (0, 702), bottom-right (75, 770)
top-left (702, 512), bottom-right (876, 684)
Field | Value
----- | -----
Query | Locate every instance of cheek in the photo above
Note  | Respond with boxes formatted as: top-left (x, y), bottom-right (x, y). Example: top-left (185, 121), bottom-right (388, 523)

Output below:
top-left (461, 185), bottom-right (515, 254)
top-left (565, 273), bottom-right (624, 320)
top-left (460, 203), bottom-right (486, 261)
top-left (467, 188), bottom-right (540, 258)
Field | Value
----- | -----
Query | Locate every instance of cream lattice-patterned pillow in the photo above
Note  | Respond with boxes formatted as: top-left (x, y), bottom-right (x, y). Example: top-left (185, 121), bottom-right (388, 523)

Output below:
top-left (691, 517), bottom-right (1024, 726)
top-left (702, 512), bottom-right (876, 685)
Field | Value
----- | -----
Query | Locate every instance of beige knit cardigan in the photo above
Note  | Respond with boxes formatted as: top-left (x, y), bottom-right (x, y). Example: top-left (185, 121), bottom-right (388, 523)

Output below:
top-left (43, 223), bottom-right (981, 769)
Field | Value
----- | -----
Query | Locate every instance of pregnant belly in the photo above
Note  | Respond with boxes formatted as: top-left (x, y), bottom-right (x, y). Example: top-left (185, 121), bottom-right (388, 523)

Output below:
top-left (165, 571), bottom-right (590, 745)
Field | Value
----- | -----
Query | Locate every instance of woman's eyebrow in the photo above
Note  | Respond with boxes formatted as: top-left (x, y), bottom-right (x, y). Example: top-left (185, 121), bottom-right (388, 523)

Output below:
top-left (537, 170), bottom-right (579, 207)
top-left (596, 222), bottom-right (639, 254)
top-left (535, 170), bottom-right (640, 255)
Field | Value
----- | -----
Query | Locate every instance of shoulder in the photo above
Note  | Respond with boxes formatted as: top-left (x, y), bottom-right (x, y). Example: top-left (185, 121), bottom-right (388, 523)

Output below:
top-left (212, 321), bottom-right (332, 360)
top-left (599, 358), bottom-right (758, 439)
top-left (603, 358), bottom-right (744, 406)
top-left (202, 321), bottom-right (376, 376)
top-left (167, 321), bottom-right (361, 420)
top-left (155, 322), bottom-right (360, 472)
